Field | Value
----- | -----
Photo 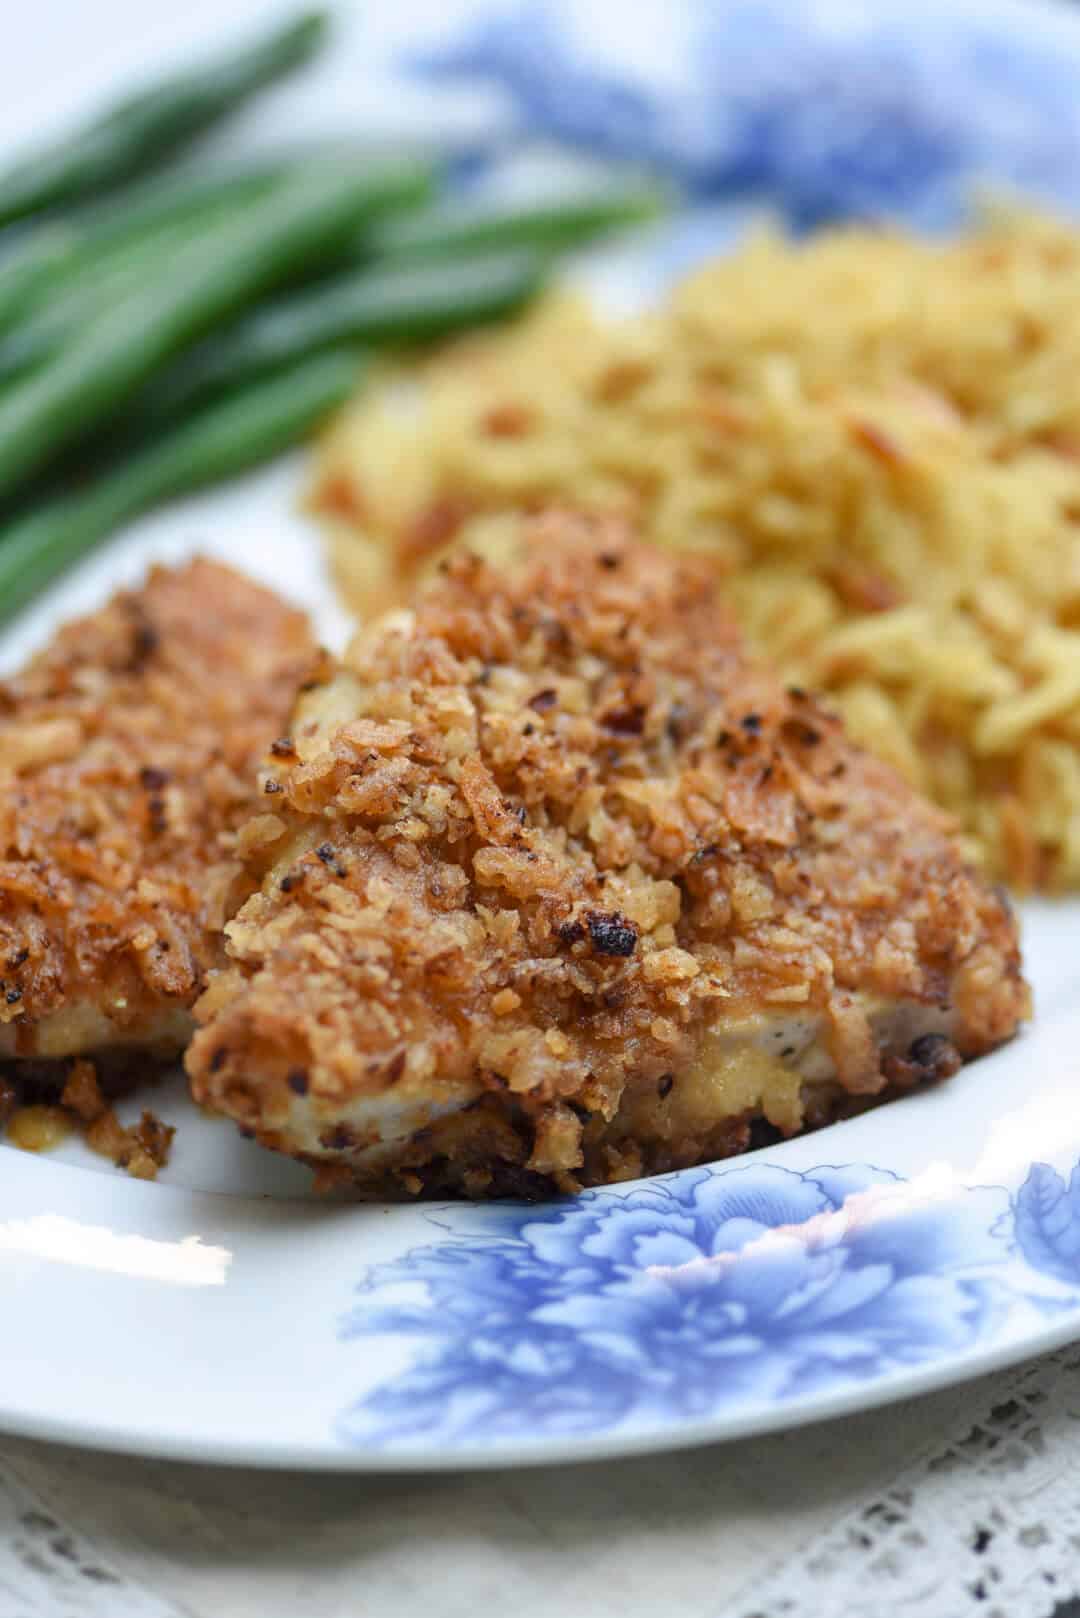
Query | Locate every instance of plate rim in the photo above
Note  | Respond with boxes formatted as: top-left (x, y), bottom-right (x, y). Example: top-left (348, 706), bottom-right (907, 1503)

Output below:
top-left (5, 0), bottom-right (1080, 1472)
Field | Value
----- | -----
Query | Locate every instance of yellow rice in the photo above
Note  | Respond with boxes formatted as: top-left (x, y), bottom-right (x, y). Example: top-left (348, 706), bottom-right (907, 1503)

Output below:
top-left (309, 210), bottom-right (1080, 889)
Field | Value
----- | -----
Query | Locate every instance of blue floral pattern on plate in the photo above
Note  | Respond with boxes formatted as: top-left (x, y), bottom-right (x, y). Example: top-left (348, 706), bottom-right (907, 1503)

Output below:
top-left (405, 0), bottom-right (1080, 226)
top-left (337, 1159), bottom-right (1080, 1450)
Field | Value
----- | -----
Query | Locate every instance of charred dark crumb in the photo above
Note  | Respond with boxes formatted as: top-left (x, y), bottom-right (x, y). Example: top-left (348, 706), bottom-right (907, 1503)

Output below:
top-left (909, 1033), bottom-right (962, 1078)
top-left (126, 614), bottom-right (160, 670)
top-left (480, 1162), bottom-right (552, 1201)
top-left (598, 552), bottom-right (621, 570)
top-left (147, 796), bottom-right (168, 834)
top-left (540, 617), bottom-right (570, 648)
top-left (557, 919), bottom-right (586, 947)
top-left (781, 1045), bottom-right (795, 1058)
top-left (516, 805), bottom-right (528, 824)
top-left (787, 686), bottom-right (808, 701)
top-left (5, 988), bottom-right (21, 1004)
top-left (386, 1050), bottom-right (407, 1083)
top-left (759, 765), bottom-right (773, 784)
top-left (528, 687), bottom-right (558, 712)
top-left (209, 1047), bottom-right (227, 1073)
top-left (315, 842), bottom-right (347, 877)
top-left (716, 729), bottom-right (731, 748)
top-left (287, 1068), bottom-right (309, 1095)
top-left (280, 871), bottom-right (305, 893)
top-left (587, 910), bottom-right (638, 957)
top-left (657, 1074), bottom-right (674, 1098)
top-left (133, 623), bottom-right (159, 659)
top-left (666, 701), bottom-right (691, 742)
top-left (270, 737), bottom-right (296, 757)
top-left (239, 1126), bottom-right (255, 1140)
top-left (601, 704), bottom-right (646, 736)
top-left (7, 949), bottom-right (28, 970)
top-left (883, 1032), bottom-right (963, 1091)
top-left (741, 712), bottom-right (762, 734)
top-left (523, 723), bottom-right (535, 736)
top-left (320, 1124), bottom-right (354, 1151)
top-left (747, 1116), bottom-right (784, 1151)
top-left (139, 766), bottom-right (169, 791)
top-left (475, 665), bottom-right (492, 686)
top-left (831, 761), bottom-right (847, 777)
top-left (688, 843), bottom-right (719, 866)
top-left (264, 779), bottom-right (283, 795)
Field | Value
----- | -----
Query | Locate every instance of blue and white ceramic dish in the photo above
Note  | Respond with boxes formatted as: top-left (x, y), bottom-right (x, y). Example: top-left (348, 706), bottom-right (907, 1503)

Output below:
top-left (2, 0), bottom-right (1080, 1469)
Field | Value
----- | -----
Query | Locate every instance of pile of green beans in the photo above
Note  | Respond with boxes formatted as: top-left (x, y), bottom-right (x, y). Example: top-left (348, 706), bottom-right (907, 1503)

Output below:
top-left (132, 248), bottom-right (549, 427)
top-left (0, 164), bottom-right (289, 338)
top-left (0, 161), bottom-right (418, 500)
top-left (0, 8), bottom-right (669, 619)
top-left (0, 157), bottom-right (435, 388)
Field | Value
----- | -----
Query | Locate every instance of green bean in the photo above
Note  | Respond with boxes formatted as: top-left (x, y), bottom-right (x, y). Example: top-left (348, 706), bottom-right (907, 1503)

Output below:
top-left (367, 178), bottom-right (670, 262)
top-left (0, 230), bottom-right (76, 337)
top-left (55, 146), bottom-right (431, 279)
top-left (0, 163), bottom-right (292, 338)
top-left (0, 210), bottom-right (246, 388)
top-left (0, 161), bottom-right (410, 502)
top-left (0, 157), bottom-right (435, 382)
top-left (0, 350), bottom-right (360, 628)
top-left (132, 249), bottom-right (547, 426)
top-left (0, 12), bottom-right (328, 228)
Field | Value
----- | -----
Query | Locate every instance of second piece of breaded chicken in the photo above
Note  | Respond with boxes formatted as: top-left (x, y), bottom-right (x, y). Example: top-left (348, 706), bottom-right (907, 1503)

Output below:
top-left (188, 516), bottom-right (1029, 1196)
top-left (0, 559), bottom-right (317, 1074)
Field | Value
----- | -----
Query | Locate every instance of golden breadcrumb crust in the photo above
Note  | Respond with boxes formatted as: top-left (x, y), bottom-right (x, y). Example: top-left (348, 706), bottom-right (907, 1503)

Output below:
top-left (0, 559), bottom-right (317, 1063)
top-left (188, 516), bottom-right (1028, 1196)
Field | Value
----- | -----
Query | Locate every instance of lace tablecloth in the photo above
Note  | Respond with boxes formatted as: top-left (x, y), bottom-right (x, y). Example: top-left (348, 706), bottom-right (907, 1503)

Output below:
top-left (3, 1345), bottom-right (1080, 1618)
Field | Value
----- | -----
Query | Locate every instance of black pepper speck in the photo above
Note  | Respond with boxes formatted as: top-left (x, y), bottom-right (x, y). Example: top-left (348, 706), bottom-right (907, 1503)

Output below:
top-left (586, 910), bottom-right (638, 957)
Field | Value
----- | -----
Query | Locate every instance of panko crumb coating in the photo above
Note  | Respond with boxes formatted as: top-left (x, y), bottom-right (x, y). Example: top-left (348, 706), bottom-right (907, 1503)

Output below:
top-left (0, 559), bottom-right (317, 1074)
top-left (188, 516), bottom-right (1028, 1197)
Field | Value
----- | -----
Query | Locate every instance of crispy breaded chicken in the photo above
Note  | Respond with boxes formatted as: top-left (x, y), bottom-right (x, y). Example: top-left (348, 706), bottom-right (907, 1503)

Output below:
top-left (0, 559), bottom-right (316, 1075)
top-left (188, 516), bottom-right (1029, 1197)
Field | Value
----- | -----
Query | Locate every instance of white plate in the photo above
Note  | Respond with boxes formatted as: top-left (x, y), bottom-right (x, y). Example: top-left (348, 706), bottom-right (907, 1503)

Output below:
top-left (2, 0), bottom-right (1080, 1470)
